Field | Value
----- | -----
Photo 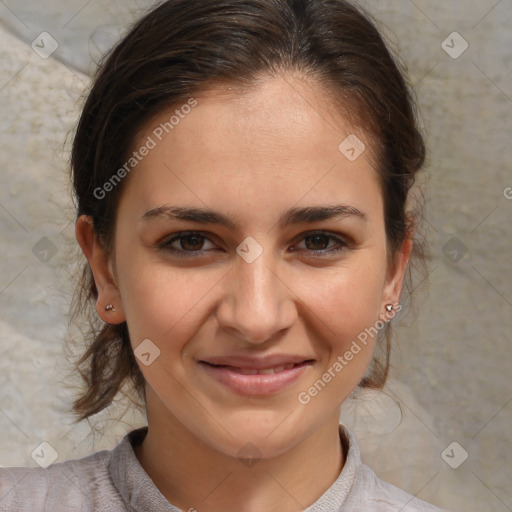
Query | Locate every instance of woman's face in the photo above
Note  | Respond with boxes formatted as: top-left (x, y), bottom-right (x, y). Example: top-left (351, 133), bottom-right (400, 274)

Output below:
top-left (86, 75), bottom-right (410, 459)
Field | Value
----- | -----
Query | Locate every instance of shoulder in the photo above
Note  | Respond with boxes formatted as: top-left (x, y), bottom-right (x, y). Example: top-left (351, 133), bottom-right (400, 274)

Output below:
top-left (0, 447), bottom-right (124, 512)
top-left (340, 426), bottom-right (449, 512)
top-left (354, 464), bottom-right (448, 511)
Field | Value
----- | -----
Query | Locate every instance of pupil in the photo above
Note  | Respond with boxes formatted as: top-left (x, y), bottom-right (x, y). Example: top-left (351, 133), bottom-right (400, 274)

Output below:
top-left (306, 234), bottom-right (327, 250)
top-left (182, 235), bottom-right (203, 251)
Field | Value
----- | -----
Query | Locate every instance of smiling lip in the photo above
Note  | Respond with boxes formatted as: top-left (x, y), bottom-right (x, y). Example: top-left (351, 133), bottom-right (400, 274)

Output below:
top-left (198, 355), bottom-right (314, 396)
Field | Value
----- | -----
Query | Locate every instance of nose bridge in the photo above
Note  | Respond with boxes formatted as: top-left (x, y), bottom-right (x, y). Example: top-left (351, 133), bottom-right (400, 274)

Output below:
top-left (218, 242), bottom-right (295, 344)
top-left (239, 249), bottom-right (279, 305)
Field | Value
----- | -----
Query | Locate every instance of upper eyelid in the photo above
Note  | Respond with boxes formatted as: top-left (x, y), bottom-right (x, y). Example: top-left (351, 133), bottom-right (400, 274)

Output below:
top-left (161, 230), bottom-right (218, 247)
top-left (295, 232), bottom-right (348, 248)
top-left (160, 230), bottom-right (349, 252)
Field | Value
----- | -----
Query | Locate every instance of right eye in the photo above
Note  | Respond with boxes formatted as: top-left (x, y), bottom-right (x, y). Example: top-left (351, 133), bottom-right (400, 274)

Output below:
top-left (159, 231), bottom-right (218, 257)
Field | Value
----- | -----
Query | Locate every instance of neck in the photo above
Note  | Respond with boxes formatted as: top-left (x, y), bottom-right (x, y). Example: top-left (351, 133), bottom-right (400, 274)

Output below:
top-left (134, 407), bottom-right (345, 512)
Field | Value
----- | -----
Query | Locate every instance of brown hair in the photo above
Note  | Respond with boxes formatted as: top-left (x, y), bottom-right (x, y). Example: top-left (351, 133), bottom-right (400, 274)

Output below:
top-left (69, 0), bottom-right (428, 424)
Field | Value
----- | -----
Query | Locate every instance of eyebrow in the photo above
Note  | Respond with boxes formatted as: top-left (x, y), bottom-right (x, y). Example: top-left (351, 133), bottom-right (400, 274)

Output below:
top-left (140, 204), bottom-right (367, 229)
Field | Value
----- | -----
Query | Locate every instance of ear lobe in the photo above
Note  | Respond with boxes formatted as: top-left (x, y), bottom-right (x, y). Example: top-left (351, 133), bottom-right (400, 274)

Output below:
top-left (75, 215), bottom-right (126, 325)
top-left (383, 237), bottom-right (413, 307)
top-left (95, 283), bottom-right (125, 324)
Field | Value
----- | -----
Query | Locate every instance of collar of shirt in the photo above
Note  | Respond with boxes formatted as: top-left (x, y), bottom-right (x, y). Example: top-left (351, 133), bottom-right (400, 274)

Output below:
top-left (108, 424), bottom-right (360, 512)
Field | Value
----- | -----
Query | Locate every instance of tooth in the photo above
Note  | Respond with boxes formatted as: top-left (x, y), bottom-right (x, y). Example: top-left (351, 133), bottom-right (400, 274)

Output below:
top-left (234, 364), bottom-right (295, 375)
top-left (238, 368), bottom-right (258, 375)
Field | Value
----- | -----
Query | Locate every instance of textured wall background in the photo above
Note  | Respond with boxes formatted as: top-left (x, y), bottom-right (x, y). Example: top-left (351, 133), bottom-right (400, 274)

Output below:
top-left (0, 1), bottom-right (510, 511)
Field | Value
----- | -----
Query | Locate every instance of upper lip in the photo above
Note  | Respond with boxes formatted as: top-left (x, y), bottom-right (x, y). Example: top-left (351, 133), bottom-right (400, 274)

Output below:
top-left (199, 354), bottom-right (314, 370)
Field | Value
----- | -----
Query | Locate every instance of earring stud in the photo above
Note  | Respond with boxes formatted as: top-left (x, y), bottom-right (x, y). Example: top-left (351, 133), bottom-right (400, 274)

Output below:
top-left (105, 304), bottom-right (116, 312)
top-left (385, 304), bottom-right (393, 312)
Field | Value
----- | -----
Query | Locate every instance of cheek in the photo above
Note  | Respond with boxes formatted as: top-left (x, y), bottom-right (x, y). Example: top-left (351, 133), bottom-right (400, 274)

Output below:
top-left (119, 255), bottom-right (386, 342)
top-left (118, 256), bottom-right (214, 344)
top-left (292, 261), bottom-right (387, 411)
top-left (296, 259), bottom-right (387, 342)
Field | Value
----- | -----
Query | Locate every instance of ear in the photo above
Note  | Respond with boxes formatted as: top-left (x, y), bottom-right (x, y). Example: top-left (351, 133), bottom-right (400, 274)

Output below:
top-left (75, 215), bottom-right (126, 324)
top-left (381, 236), bottom-right (413, 315)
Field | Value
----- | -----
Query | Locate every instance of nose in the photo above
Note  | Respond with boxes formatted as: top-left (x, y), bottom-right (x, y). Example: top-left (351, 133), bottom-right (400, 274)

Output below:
top-left (215, 246), bottom-right (298, 345)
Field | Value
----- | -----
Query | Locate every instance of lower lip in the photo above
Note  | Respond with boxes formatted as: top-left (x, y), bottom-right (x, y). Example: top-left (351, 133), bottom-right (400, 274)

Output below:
top-left (198, 361), bottom-right (312, 396)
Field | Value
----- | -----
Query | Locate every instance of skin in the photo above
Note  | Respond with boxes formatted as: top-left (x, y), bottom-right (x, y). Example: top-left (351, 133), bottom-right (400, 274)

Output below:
top-left (75, 74), bottom-right (412, 512)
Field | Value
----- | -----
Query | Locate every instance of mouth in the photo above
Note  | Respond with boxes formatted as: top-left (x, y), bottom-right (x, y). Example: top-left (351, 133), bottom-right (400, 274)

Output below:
top-left (197, 357), bottom-right (315, 396)
top-left (207, 362), bottom-right (302, 375)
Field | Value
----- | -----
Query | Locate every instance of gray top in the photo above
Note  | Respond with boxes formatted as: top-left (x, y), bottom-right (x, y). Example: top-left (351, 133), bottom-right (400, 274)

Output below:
top-left (0, 424), bottom-right (447, 511)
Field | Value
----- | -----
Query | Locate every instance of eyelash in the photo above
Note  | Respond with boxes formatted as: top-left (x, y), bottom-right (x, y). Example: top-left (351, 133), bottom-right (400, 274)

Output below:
top-left (158, 231), bottom-right (350, 258)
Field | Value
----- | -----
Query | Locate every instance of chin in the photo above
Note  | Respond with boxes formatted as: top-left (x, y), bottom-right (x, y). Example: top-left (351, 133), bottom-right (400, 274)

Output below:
top-left (202, 409), bottom-right (317, 461)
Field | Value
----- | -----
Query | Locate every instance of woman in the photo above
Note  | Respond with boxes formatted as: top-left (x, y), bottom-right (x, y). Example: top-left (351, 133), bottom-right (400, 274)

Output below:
top-left (0, 0), bottom-right (448, 510)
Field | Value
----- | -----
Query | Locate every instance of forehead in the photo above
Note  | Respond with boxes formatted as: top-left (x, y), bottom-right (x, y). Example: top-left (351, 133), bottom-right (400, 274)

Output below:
top-left (119, 76), bottom-right (382, 224)
top-left (131, 74), bottom-right (376, 164)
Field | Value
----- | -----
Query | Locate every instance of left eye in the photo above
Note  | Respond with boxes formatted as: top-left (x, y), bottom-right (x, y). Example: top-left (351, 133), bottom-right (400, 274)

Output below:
top-left (159, 231), bottom-right (348, 257)
top-left (294, 232), bottom-right (347, 253)
top-left (160, 232), bottom-right (216, 255)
